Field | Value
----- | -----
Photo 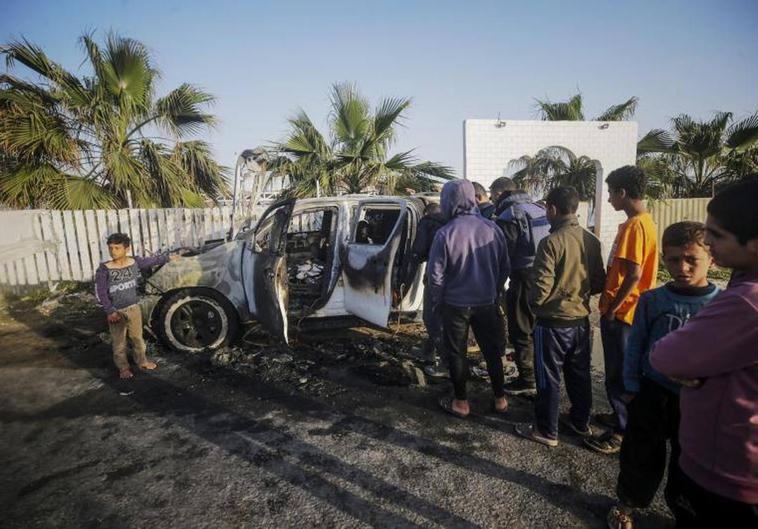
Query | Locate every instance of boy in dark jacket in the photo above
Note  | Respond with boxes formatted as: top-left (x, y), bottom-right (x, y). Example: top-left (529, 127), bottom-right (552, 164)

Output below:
top-left (428, 180), bottom-right (510, 418)
top-left (515, 186), bottom-right (605, 447)
top-left (95, 233), bottom-right (178, 379)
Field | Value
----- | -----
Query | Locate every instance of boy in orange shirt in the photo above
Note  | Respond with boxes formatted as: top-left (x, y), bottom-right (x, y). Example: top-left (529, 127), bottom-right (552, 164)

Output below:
top-left (585, 166), bottom-right (658, 455)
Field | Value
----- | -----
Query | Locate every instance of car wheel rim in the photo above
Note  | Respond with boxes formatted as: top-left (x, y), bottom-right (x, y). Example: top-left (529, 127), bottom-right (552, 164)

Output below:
top-left (168, 299), bottom-right (224, 349)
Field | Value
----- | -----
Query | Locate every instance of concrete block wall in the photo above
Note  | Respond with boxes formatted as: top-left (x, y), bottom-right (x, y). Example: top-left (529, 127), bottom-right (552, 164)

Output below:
top-left (463, 119), bottom-right (638, 259)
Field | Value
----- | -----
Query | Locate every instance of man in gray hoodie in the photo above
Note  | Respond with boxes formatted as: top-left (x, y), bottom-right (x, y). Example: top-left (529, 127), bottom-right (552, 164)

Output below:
top-left (428, 179), bottom-right (511, 418)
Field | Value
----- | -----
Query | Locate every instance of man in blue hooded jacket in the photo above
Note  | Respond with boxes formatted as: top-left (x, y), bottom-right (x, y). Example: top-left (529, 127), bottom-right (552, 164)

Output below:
top-left (490, 177), bottom-right (551, 397)
top-left (428, 179), bottom-right (511, 418)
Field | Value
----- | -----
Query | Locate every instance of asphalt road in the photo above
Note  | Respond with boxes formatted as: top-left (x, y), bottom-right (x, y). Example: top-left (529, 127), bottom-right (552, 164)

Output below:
top-left (0, 299), bottom-right (674, 529)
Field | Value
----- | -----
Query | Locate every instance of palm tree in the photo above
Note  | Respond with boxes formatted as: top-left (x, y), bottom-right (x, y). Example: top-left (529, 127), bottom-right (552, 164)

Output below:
top-left (509, 146), bottom-right (597, 201)
top-left (535, 93), bottom-right (638, 121)
top-left (267, 82), bottom-right (453, 198)
top-left (0, 33), bottom-right (228, 209)
top-left (637, 112), bottom-right (758, 197)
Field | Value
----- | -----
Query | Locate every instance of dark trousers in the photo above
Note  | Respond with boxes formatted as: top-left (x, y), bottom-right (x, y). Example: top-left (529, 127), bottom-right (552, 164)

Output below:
top-left (505, 269), bottom-right (536, 386)
top-left (441, 303), bottom-right (506, 401)
top-left (617, 378), bottom-right (680, 509)
top-left (421, 281), bottom-right (442, 359)
top-left (672, 467), bottom-right (758, 529)
top-left (533, 321), bottom-right (592, 439)
top-left (600, 317), bottom-right (631, 433)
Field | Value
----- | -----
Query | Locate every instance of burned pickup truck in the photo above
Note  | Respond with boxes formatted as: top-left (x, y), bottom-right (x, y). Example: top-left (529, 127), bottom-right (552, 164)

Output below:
top-left (143, 195), bottom-right (438, 352)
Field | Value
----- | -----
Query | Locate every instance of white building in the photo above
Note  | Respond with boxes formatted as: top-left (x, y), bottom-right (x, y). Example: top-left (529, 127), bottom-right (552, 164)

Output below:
top-left (463, 119), bottom-right (638, 255)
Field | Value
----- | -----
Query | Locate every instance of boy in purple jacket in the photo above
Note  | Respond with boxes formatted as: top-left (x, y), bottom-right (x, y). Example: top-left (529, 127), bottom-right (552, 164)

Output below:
top-left (95, 233), bottom-right (178, 379)
top-left (650, 178), bottom-right (758, 528)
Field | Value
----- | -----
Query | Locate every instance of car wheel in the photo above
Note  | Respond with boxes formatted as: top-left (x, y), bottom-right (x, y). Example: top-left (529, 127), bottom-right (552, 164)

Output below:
top-left (156, 289), bottom-right (240, 353)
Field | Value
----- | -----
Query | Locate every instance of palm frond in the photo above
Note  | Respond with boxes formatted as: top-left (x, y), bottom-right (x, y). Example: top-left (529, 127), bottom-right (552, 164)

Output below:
top-left (725, 112), bottom-right (758, 151)
top-left (100, 32), bottom-right (157, 112)
top-left (637, 129), bottom-right (674, 154)
top-left (172, 140), bottom-right (230, 201)
top-left (329, 82), bottom-right (370, 150)
top-left (595, 96), bottom-right (638, 121)
top-left (48, 175), bottom-right (117, 210)
top-left (535, 93), bottom-right (584, 121)
top-left (152, 83), bottom-right (217, 137)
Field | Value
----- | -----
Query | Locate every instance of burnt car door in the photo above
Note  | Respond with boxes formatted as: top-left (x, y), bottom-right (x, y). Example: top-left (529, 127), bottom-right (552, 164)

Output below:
top-left (242, 199), bottom-right (295, 343)
top-left (342, 199), bottom-right (408, 327)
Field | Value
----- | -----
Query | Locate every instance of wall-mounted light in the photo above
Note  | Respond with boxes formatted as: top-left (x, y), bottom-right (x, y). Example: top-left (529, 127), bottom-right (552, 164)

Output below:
top-left (598, 123), bottom-right (609, 130)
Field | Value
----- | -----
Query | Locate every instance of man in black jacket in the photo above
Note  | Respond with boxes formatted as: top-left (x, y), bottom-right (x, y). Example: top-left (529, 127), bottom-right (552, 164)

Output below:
top-left (411, 202), bottom-right (447, 373)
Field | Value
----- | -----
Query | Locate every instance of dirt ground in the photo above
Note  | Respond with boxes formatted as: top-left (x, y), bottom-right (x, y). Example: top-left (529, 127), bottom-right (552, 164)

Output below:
top-left (0, 291), bottom-right (675, 529)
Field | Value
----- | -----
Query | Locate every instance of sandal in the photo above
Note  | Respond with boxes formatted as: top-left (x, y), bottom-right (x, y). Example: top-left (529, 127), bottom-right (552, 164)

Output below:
top-left (119, 368), bottom-right (134, 379)
top-left (438, 395), bottom-right (468, 419)
top-left (607, 505), bottom-right (634, 529)
top-left (584, 431), bottom-right (623, 454)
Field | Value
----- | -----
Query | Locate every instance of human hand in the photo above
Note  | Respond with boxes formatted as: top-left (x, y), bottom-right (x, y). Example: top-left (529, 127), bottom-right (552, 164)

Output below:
top-left (670, 377), bottom-right (703, 388)
top-left (107, 312), bottom-right (122, 324)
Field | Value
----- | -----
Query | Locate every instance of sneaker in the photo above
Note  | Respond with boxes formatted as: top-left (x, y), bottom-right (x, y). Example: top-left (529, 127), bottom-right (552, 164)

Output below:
top-left (594, 412), bottom-right (619, 430)
top-left (584, 430), bottom-right (623, 455)
top-left (561, 419), bottom-right (593, 438)
top-left (502, 360), bottom-right (519, 382)
top-left (503, 379), bottom-right (537, 397)
top-left (423, 363), bottom-right (449, 379)
top-left (471, 365), bottom-right (489, 379)
top-left (515, 423), bottom-right (558, 447)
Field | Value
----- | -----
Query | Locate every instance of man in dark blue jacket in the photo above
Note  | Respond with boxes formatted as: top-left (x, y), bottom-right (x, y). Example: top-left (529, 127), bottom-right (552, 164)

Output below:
top-left (490, 177), bottom-right (551, 397)
top-left (428, 179), bottom-right (510, 418)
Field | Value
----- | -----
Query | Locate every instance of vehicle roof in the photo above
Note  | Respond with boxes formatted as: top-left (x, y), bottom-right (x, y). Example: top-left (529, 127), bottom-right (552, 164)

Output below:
top-left (293, 194), bottom-right (439, 207)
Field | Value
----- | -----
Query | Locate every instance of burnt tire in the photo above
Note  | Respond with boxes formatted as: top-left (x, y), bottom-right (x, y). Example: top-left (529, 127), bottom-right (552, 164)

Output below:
top-left (156, 289), bottom-right (240, 353)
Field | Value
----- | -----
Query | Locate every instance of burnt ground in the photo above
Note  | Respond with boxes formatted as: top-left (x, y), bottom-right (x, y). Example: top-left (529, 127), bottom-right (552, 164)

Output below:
top-left (0, 291), bottom-right (675, 529)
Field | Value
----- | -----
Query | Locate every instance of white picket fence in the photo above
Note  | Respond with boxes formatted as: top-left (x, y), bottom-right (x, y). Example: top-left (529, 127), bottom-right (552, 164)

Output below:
top-left (0, 207), bottom-right (248, 287)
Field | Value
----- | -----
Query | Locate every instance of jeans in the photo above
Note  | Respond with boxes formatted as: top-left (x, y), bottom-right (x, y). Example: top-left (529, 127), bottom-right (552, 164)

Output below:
top-left (601, 317), bottom-right (632, 433)
top-left (422, 280), bottom-right (443, 360)
top-left (533, 321), bottom-right (592, 439)
top-left (505, 268), bottom-right (536, 386)
top-left (617, 378), bottom-right (680, 509)
top-left (441, 303), bottom-right (506, 401)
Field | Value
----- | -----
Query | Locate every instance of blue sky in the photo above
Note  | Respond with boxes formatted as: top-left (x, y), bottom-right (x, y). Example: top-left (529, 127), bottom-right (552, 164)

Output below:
top-left (3, 0), bottom-right (757, 176)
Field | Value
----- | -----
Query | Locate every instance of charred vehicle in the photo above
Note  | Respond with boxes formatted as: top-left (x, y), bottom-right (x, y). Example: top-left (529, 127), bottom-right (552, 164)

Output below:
top-left (143, 195), bottom-right (438, 352)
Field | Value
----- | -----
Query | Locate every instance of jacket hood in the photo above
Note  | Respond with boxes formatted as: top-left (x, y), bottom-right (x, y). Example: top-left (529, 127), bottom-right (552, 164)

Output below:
top-left (495, 191), bottom-right (532, 213)
top-left (441, 180), bottom-right (478, 220)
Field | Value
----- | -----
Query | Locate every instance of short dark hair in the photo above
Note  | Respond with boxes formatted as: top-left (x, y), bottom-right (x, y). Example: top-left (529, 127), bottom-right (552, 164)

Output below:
top-left (605, 165), bottom-right (646, 199)
top-left (471, 181), bottom-right (487, 197)
top-left (707, 176), bottom-right (758, 245)
top-left (661, 221), bottom-right (707, 250)
top-left (424, 202), bottom-right (441, 216)
top-left (107, 233), bottom-right (131, 247)
top-left (545, 186), bottom-right (579, 215)
top-left (490, 176), bottom-right (516, 194)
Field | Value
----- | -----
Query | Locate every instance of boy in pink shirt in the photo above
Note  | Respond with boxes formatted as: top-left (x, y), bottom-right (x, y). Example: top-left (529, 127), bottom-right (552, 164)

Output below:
top-left (650, 178), bottom-right (758, 528)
